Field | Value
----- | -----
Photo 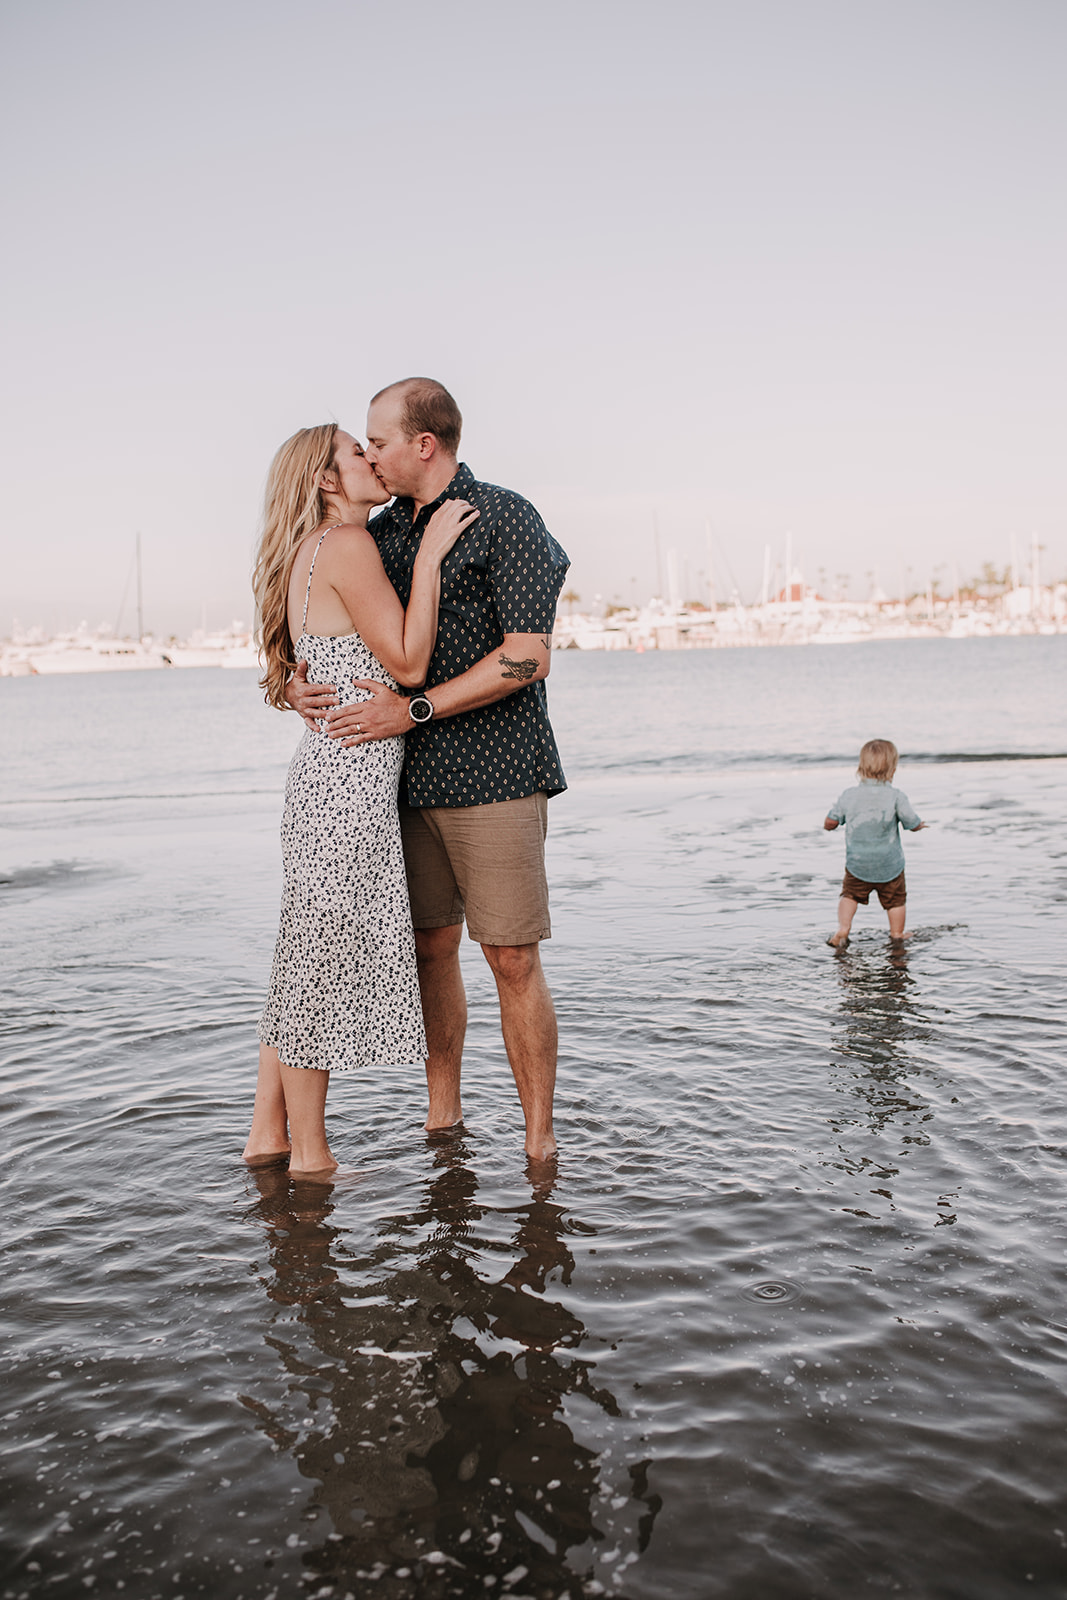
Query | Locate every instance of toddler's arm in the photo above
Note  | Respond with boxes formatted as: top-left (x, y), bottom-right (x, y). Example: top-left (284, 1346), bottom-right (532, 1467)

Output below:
top-left (896, 790), bottom-right (924, 831)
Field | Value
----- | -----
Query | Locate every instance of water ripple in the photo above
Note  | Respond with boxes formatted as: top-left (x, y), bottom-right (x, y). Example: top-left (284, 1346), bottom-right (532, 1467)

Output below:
top-left (3, 657), bottom-right (1066, 1597)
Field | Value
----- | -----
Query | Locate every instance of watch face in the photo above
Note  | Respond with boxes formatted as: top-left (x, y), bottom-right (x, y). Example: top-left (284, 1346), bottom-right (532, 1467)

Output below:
top-left (410, 696), bottom-right (432, 722)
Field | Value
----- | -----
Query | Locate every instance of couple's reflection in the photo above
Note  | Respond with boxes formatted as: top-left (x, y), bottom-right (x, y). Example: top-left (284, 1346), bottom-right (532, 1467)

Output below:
top-left (243, 1133), bottom-right (657, 1596)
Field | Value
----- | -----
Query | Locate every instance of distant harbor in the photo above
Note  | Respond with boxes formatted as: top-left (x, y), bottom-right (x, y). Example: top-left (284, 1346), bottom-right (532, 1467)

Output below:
top-left (2, 579), bottom-right (1064, 675)
top-left (554, 578), bottom-right (1066, 651)
top-left (0, 623), bottom-right (260, 677)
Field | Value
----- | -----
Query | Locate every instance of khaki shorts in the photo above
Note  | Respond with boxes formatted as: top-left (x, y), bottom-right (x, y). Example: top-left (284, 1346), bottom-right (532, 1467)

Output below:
top-left (399, 792), bottom-right (551, 946)
top-left (842, 868), bottom-right (906, 909)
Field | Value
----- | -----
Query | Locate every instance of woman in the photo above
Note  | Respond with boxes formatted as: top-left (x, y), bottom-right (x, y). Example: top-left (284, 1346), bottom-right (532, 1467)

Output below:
top-left (243, 423), bottom-right (477, 1177)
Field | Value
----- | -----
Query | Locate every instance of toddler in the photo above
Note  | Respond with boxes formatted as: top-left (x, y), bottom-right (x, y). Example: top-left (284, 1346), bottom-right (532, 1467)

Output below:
top-left (823, 738), bottom-right (926, 947)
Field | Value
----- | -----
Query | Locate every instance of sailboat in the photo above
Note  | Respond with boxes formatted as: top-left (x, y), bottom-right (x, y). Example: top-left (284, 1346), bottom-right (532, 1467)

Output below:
top-left (8, 536), bottom-right (169, 674)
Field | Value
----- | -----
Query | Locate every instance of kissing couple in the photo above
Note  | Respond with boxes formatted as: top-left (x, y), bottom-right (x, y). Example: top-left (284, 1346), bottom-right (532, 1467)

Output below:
top-left (243, 378), bottom-right (570, 1178)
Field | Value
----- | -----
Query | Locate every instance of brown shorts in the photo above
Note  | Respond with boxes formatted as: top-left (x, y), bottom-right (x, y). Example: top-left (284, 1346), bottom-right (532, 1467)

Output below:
top-left (841, 868), bottom-right (906, 909)
top-left (399, 792), bottom-right (551, 946)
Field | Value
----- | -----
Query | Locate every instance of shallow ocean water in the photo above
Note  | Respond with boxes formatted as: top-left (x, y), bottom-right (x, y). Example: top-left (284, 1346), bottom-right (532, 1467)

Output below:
top-left (2, 638), bottom-right (1066, 1599)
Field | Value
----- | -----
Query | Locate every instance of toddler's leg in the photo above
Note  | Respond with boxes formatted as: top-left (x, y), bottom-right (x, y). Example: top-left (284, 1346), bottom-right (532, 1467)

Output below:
top-left (829, 896), bottom-right (858, 948)
top-left (887, 904), bottom-right (907, 940)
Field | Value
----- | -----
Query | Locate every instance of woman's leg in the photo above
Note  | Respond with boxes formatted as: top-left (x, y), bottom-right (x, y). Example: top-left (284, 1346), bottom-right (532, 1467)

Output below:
top-left (279, 1062), bottom-right (336, 1175)
top-left (243, 1044), bottom-right (292, 1165)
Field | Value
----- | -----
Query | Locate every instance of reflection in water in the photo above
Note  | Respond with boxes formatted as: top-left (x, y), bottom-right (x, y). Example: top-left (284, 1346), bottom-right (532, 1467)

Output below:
top-left (823, 941), bottom-right (943, 1211)
top-left (832, 939), bottom-right (925, 1079)
top-left (241, 1134), bottom-right (659, 1596)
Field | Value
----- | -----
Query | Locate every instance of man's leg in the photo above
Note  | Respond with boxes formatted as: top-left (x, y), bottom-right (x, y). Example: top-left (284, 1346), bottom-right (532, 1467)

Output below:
top-left (416, 924), bottom-right (467, 1130)
top-left (481, 941), bottom-right (557, 1161)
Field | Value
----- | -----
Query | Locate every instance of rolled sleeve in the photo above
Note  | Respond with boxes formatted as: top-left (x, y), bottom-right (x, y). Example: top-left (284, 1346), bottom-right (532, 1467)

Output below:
top-left (896, 790), bottom-right (922, 830)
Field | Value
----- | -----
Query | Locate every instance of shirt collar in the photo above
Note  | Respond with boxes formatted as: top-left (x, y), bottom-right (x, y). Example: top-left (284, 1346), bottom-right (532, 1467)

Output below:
top-left (394, 463), bottom-right (476, 532)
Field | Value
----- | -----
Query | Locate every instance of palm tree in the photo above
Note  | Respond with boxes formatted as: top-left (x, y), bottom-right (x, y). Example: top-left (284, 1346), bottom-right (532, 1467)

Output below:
top-left (562, 589), bottom-right (581, 615)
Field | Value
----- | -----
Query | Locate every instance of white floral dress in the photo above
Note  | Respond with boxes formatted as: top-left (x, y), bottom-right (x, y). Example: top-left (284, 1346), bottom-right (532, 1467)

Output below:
top-left (257, 529), bottom-right (427, 1071)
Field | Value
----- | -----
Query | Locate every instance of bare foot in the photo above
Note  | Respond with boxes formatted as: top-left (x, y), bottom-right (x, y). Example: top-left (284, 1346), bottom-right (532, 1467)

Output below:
top-left (425, 1121), bottom-right (465, 1145)
top-left (241, 1146), bottom-right (291, 1169)
top-left (288, 1162), bottom-right (360, 1186)
top-left (425, 1096), bottom-right (464, 1131)
top-left (827, 932), bottom-right (850, 949)
top-left (287, 1157), bottom-right (340, 1181)
top-left (525, 1135), bottom-right (558, 1163)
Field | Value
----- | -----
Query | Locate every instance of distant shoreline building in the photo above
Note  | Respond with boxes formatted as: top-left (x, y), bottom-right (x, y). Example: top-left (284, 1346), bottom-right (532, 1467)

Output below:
top-left (552, 579), bottom-right (1067, 652)
top-left (2, 584), bottom-right (1064, 676)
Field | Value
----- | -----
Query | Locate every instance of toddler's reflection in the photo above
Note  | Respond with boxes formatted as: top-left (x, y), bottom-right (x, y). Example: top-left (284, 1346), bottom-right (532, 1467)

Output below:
top-left (833, 940), bottom-right (924, 1081)
top-left (823, 942), bottom-right (937, 1197)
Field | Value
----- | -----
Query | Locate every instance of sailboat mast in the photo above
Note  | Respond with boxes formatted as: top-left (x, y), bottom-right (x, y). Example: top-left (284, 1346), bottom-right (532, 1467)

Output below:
top-left (136, 533), bottom-right (144, 640)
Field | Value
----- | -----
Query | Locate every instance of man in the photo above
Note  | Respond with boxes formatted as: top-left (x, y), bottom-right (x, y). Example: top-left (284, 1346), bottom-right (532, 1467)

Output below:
top-left (289, 378), bottom-right (569, 1161)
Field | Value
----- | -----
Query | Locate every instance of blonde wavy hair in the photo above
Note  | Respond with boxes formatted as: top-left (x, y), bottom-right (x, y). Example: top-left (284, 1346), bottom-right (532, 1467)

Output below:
top-left (253, 423), bottom-right (339, 708)
top-left (858, 739), bottom-right (899, 782)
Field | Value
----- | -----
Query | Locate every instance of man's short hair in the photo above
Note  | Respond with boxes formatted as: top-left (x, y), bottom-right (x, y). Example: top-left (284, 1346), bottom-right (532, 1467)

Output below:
top-left (372, 377), bottom-right (463, 455)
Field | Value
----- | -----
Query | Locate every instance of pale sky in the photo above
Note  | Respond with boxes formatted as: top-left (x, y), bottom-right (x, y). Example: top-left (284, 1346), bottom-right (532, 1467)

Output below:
top-left (2, 0), bottom-right (1064, 635)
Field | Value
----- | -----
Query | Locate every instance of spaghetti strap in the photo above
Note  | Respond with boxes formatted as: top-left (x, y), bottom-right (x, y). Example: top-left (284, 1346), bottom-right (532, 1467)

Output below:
top-left (302, 524), bottom-right (343, 631)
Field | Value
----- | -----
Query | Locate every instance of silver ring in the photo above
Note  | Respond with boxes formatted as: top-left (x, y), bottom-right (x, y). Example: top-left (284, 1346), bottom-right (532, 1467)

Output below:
top-left (356, 723), bottom-right (362, 733)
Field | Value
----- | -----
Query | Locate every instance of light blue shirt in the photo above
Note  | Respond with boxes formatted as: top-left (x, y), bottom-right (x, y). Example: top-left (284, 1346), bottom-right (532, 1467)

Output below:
top-left (827, 780), bottom-right (922, 883)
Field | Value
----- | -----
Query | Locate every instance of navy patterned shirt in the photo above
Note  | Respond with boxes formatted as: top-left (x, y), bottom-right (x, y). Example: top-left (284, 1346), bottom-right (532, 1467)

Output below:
top-left (370, 463), bottom-right (570, 809)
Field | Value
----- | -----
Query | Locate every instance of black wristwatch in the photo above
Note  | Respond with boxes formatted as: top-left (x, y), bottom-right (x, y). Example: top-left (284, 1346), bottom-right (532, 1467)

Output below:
top-left (408, 694), bottom-right (434, 724)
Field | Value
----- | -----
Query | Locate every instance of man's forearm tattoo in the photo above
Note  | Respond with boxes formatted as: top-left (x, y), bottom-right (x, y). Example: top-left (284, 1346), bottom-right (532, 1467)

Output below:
top-left (540, 637), bottom-right (551, 651)
top-left (499, 654), bottom-right (539, 681)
